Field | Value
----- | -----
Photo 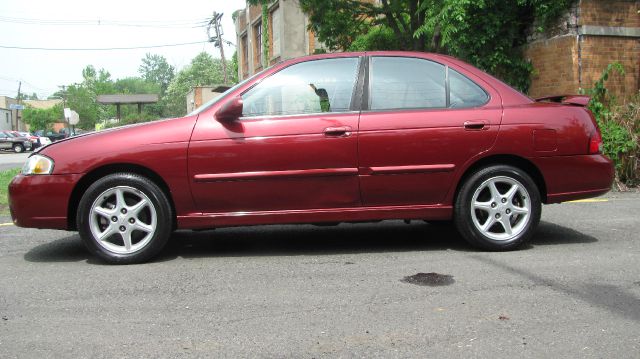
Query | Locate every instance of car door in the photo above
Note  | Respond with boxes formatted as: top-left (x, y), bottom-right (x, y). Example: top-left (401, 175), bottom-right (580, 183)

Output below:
top-left (189, 57), bottom-right (363, 214)
top-left (358, 55), bottom-right (502, 206)
top-left (0, 132), bottom-right (11, 150)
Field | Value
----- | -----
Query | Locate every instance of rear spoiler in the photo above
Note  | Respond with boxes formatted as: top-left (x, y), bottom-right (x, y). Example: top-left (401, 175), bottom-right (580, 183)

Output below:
top-left (535, 95), bottom-right (590, 107)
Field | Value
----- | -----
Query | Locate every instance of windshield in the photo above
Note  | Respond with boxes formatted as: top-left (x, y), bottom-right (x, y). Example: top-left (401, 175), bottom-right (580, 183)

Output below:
top-left (187, 68), bottom-right (270, 117)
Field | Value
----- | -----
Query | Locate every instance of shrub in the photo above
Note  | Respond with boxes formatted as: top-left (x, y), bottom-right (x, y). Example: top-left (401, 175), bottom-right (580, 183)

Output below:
top-left (583, 63), bottom-right (639, 186)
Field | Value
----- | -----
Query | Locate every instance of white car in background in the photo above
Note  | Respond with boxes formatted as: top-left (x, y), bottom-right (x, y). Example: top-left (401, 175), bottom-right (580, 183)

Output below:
top-left (16, 131), bottom-right (52, 148)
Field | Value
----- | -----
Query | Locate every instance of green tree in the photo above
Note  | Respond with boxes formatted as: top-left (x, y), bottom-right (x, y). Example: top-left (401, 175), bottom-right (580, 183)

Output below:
top-left (59, 65), bottom-right (116, 129)
top-left (164, 52), bottom-right (225, 116)
top-left (138, 53), bottom-right (175, 95)
top-left (300, 0), bottom-right (574, 92)
top-left (415, 0), bottom-right (573, 91)
top-left (348, 26), bottom-right (397, 51)
top-left (299, 0), bottom-right (427, 51)
top-left (22, 104), bottom-right (62, 131)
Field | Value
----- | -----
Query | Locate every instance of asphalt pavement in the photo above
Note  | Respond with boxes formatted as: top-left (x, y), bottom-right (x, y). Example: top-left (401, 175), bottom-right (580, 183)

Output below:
top-left (0, 192), bottom-right (638, 357)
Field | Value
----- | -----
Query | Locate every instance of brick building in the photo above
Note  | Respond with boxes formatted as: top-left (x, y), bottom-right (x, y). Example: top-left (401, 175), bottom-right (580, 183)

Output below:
top-left (525, 0), bottom-right (639, 99)
top-left (186, 85), bottom-right (231, 113)
top-left (233, 0), bottom-right (326, 80)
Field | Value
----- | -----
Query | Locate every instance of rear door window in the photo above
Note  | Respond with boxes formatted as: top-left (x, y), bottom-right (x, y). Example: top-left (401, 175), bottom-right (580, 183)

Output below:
top-left (370, 57), bottom-right (446, 110)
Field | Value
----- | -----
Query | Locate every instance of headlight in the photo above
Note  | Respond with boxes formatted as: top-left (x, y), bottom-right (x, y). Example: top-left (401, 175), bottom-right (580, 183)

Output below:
top-left (22, 154), bottom-right (54, 175)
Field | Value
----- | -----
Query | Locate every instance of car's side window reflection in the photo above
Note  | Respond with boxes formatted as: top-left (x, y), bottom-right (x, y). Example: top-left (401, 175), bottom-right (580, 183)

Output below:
top-left (242, 58), bottom-right (359, 117)
top-left (449, 69), bottom-right (489, 108)
top-left (370, 57), bottom-right (446, 110)
top-left (370, 57), bottom-right (489, 110)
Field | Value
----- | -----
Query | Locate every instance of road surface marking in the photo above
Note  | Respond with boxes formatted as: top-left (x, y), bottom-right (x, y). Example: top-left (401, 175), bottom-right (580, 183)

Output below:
top-left (567, 199), bottom-right (609, 203)
top-left (0, 222), bottom-right (14, 226)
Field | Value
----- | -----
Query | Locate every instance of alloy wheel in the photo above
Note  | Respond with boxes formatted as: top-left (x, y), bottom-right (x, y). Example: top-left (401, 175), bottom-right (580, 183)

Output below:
top-left (470, 176), bottom-right (531, 241)
top-left (88, 186), bottom-right (157, 254)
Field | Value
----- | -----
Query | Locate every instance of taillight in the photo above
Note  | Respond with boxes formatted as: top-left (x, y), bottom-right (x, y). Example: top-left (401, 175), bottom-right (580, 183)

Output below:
top-left (589, 130), bottom-right (603, 154)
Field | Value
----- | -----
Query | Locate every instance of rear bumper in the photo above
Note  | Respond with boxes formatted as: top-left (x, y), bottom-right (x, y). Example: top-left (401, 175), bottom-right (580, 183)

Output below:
top-left (535, 154), bottom-right (614, 203)
top-left (8, 173), bottom-right (81, 230)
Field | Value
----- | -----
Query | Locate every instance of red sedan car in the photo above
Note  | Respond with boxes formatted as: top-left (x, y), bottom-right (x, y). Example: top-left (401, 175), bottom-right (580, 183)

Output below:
top-left (8, 51), bottom-right (613, 264)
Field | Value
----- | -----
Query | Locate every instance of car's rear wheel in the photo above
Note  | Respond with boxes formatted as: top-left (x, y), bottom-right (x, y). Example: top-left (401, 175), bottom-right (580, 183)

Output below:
top-left (77, 173), bottom-right (172, 264)
top-left (454, 165), bottom-right (541, 250)
top-left (13, 143), bottom-right (24, 153)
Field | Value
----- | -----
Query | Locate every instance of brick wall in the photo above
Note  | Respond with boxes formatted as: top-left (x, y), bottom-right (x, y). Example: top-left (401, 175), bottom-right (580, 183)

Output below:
top-left (579, 0), bottom-right (639, 27)
top-left (580, 36), bottom-right (639, 98)
top-left (525, 35), bottom-right (580, 98)
top-left (525, 0), bottom-right (639, 99)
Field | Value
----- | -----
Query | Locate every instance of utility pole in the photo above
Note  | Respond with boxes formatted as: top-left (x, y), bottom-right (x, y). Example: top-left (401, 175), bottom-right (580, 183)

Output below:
top-left (59, 85), bottom-right (67, 133)
top-left (15, 81), bottom-right (21, 131)
top-left (207, 12), bottom-right (228, 84)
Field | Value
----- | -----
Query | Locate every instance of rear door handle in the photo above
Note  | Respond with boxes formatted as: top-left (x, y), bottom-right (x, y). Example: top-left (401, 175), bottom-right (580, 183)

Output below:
top-left (324, 126), bottom-right (352, 137)
top-left (464, 121), bottom-right (488, 130)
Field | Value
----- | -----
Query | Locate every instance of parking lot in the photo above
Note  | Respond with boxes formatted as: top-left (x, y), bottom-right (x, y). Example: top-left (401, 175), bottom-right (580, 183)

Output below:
top-left (0, 192), bottom-right (639, 357)
top-left (0, 152), bottom-right (29, 171)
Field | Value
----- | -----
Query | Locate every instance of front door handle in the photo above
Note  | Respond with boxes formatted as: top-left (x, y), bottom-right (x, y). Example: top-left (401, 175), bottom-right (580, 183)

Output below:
top-left (324, 126), bottom-right (352, 137)
top-left (464, 121), bottom-right (488, 131)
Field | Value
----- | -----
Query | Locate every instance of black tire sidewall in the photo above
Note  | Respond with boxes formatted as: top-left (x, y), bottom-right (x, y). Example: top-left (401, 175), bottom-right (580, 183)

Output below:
top-left (455, 165), bottom-right (541, 251)
top-left (77, 173), bottom-right (172, 264)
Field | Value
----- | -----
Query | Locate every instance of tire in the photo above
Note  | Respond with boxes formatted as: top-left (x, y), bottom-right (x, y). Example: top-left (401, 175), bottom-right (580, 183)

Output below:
top-left (76, 173), bottom-right (173, 264)
top-left (13, 143), bottom-right (24, 153)
top-left (454, 165), bottom-right (541, 251)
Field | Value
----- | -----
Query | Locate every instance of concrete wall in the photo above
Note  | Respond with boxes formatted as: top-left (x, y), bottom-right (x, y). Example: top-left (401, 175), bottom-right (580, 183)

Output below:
top-left (0, 96), bottom-right (25, 131)
top-left (0, 109), bottom-right (12, 131)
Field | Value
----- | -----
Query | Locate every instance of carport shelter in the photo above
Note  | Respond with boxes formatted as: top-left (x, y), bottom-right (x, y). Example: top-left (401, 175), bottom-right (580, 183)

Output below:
top-left (96, 94), bottom-right (159, 120)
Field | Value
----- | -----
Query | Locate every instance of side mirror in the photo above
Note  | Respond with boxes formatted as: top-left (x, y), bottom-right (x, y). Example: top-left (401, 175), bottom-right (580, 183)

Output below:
top-left (215, 96), bottom-right (243, 122)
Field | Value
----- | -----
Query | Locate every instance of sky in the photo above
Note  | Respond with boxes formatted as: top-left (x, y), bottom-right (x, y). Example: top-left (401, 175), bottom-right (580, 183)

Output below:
top-left (0, 0), bottom-right (246, 99)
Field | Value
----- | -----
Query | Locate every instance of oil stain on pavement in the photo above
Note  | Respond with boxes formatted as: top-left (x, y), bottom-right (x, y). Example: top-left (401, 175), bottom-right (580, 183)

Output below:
top-left (401, 272), bottom-right (454, 286)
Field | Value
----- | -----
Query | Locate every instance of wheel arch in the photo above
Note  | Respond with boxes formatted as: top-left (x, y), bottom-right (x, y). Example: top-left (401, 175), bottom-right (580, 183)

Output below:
top-left (67, 163), bottom-right (177, 231)
top-left (452, 154), bottom-right (548, 205)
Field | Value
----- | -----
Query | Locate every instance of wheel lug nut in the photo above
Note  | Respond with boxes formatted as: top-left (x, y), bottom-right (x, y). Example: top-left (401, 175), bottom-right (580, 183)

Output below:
top-left (119, 226), bottom-right (126, 232)
top-left (111, 216), bottom-right (117, 222)
top-left (491, 202), bottom-right (496, 208)
top-left (129, 218), bottom-right (135, 224)
top-left (506, 209), bottom-right (511, 214)
top-left (501, 198), bottom-right (507, 203)
top-left (495, 214), bottom-right (501, 219)
top-left (121, 208), bottom-right (127, 214)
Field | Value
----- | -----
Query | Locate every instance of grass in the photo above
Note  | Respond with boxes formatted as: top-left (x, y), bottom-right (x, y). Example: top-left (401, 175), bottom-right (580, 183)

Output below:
top-left (0, 168), bottom-right (20, 216)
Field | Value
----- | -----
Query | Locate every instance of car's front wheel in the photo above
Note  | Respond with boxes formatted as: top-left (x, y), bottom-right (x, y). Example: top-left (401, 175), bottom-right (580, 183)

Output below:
top-left (77, 173), bottom-right (173, 264)
top-left (454, 165), bottom-right (541, 250)
top-left (13, 143), bottom-right (24, 153)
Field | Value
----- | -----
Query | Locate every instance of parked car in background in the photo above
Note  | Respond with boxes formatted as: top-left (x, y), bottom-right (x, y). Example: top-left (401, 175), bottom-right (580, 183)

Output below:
top-left (34, 129), bottom-right (67, 142)
top-left (13, 131), bottom-right (51, 148)
top-left (9, 51), bottom-right (613, 264)
top-left (0, 131), bottom-right (32, 152)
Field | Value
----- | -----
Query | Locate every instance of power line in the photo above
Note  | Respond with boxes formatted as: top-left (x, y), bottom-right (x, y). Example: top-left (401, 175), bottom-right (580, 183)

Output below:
top-left (0, 41), bottom-right (209, 51)
top-left (0, 16), bottom-right (210, 28)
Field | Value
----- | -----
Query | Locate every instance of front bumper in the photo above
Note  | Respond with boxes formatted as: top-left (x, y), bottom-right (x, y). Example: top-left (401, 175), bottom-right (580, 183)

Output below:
top-left (9, 173), bottom-right (82, 229)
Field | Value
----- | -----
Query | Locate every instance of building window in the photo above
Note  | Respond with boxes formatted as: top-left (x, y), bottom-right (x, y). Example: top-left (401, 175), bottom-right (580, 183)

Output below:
top-left (241, 35), bottom-right (249, 78)
top-left (254, 22), bottom-right (262, 69)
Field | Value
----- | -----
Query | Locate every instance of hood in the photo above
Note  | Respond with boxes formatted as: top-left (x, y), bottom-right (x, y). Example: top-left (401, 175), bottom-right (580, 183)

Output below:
top-left (40, 115), bottom-right (199, 174)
